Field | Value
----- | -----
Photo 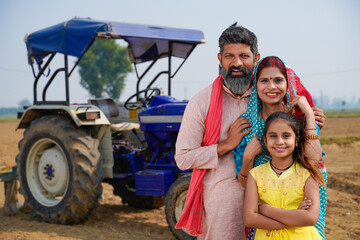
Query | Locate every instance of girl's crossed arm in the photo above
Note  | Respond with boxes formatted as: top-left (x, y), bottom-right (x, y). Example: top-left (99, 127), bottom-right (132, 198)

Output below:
top-left (243, 174), bottom-right (286, 230)
top-left (258, 176), bottom-right (320, 227)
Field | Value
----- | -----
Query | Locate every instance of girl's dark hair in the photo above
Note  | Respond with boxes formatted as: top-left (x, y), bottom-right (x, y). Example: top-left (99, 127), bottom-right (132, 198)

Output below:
top-left (264, 112), bottom-right (324, 185)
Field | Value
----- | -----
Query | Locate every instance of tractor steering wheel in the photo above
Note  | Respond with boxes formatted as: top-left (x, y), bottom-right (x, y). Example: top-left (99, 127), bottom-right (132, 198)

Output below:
top-left (124, 87), bottom-right (162, 110)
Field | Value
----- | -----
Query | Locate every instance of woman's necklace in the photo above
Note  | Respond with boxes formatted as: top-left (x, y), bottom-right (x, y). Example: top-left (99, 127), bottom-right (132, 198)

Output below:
top-left (270, 159), bottom-right (294, 175)
top-left (261, 104), bottom-right (286, 120)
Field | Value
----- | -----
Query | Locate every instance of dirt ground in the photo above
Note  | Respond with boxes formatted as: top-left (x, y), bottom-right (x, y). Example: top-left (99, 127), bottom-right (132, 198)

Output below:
top-left (0, 118), bottom-right (360, 240)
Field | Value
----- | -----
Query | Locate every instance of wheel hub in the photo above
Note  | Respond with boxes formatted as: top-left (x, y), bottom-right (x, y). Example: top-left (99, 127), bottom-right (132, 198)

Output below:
top-left (38, 147), bottom-right (68, 195)
top-left (27, 139), bottom-right (69, 206)
top-left (44, 164), bottom-right (55, 180)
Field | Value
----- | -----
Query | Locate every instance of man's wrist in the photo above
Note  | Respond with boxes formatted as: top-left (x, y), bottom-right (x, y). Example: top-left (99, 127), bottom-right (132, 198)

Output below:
top-left (217, 140), bottom-right (232, 157)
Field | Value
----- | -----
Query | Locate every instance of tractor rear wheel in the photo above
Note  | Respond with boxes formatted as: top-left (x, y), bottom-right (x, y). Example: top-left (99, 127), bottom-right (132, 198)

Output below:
top-left (16, 115), bottom-right (103, 224)
top-left (165, 174), bottom-right (196, 240)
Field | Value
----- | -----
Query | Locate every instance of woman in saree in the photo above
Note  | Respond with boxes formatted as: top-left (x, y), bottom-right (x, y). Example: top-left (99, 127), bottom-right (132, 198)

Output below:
top-left (233, 56), bottom-right (327, 239)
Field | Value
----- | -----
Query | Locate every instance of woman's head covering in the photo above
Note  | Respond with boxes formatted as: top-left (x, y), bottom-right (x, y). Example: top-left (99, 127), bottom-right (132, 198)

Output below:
top-left (233, 56), bottom-right (315, 174)
top-left (249, 56), bottom-right (314, 121)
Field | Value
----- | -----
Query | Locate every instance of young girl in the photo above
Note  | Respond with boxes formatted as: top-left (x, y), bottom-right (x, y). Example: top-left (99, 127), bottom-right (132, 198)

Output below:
top-left (233, 56), bottom-right (327, 239)
top-left (243, 112), bottom-right (325, 239)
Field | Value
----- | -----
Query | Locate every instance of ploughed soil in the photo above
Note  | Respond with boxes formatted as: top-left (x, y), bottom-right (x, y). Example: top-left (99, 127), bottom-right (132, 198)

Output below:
top-left (1, 118), bottom-right (360, 239)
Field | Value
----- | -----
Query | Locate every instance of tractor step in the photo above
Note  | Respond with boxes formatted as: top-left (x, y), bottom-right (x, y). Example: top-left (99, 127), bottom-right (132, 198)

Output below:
top-left (135, 169), bottom-right (176, 197)
top-left (113, 173), bottom-right (133, 179)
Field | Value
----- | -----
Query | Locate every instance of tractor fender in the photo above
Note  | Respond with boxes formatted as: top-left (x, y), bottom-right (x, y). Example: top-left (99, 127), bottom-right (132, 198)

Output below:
top-left (17, 104), bottom-right (110, 130)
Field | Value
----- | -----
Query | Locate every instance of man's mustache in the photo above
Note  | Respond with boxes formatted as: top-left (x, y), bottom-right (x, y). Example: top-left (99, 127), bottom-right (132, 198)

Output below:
top-left (228, 66), bottom-right (248, 75)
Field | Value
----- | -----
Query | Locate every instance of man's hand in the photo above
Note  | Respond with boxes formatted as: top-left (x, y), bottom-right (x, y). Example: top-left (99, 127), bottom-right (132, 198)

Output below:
top-left (217, 117), bottom-right (251, 157)
top-left (312, 107), bottom-right (326, 130)
top-left (227, 117), bottom-right (251, 148)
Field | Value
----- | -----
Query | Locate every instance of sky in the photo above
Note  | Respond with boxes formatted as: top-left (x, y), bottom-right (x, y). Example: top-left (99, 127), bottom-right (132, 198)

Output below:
top-left (0, 0), bottom-right (359, 108)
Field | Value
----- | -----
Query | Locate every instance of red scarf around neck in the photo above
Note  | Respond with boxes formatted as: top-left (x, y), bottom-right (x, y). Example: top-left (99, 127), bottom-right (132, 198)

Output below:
top-left (175, 75), bottom-right (223, 235)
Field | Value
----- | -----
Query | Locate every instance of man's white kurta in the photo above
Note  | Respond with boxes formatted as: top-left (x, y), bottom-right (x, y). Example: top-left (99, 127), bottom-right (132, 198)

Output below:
top-left (175, 83), bottom-right (251, 240)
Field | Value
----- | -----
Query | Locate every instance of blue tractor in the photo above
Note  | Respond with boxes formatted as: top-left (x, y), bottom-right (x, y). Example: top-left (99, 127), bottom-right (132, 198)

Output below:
top-left (16, 18), bottom-right (205, 240)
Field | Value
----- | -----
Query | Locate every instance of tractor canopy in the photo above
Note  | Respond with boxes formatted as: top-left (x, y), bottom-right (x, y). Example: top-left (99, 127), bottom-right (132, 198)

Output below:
top-left (25, 17), bottom-right (206, 66)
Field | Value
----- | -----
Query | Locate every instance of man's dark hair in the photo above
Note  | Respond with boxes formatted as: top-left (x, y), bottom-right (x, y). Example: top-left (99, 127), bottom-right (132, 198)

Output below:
top-left (218, 26), bottom-right (258, 56)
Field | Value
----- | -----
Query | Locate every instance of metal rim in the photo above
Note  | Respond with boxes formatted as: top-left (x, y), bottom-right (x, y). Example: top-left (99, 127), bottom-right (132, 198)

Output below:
top-left (26, 138), bottom-right (69, 207)
top-left (174, 190), bottom-right (195, 236)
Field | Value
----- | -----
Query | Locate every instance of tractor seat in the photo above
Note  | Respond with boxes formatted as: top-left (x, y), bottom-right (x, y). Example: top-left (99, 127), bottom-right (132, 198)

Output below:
top-left (88, 98), bottom-right (140, 131)
top-left (111, 122), bottom-right (139, 132)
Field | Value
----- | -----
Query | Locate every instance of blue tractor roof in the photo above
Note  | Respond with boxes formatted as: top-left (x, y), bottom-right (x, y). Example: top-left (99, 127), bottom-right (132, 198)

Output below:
top-left (25, 17), bottom-right (205, 65)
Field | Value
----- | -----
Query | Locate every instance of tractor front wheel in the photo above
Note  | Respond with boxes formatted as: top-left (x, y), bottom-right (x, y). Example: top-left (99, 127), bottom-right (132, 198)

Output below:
top-left (165, 174), bottom-right (196, 240)
top-left (16, 115), bottom-right (103, 224)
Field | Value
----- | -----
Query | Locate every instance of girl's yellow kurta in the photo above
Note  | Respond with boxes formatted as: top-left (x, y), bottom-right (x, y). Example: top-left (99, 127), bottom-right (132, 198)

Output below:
top-left (249, 161), bottom-right (321, 240)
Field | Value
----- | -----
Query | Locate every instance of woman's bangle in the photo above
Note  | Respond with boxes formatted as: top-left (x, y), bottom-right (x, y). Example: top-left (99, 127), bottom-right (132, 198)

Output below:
top-left (305, 134), bottom-right (319, 140)
top-left (238, 172), bottom-right (248, 180)
top-left (304, 128), bottom-right (316, 131)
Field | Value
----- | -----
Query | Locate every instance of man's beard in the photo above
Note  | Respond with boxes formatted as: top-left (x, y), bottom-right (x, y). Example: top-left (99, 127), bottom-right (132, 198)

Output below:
top-left (221, 65), bottom-right (253, 95)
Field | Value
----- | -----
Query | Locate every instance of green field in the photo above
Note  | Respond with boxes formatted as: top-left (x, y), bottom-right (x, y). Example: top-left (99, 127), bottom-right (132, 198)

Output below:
top-left (321, 136), bottom-right (360, 145)
top-left (0, 116), bottom-right (18, 122)
top-left (325, 109), bottom-right (360, 118)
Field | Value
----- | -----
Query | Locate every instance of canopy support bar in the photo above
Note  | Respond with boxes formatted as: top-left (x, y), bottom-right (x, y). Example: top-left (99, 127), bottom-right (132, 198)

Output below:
top-left (64, 55), bottom-right (70, 104)
top-left (171, 44), bottom-right (197, 79)
top-left (168, 42), bottom-right (172, 96)
top-left (146, 71), bottom-right (169, 90)
top-left (68, 39), bottom-right (96, 77)
top-left (135, 53), bottom-right (168, 101)
top-left (40, 55), bottom-right (70, 105)
top-left (42, 68), bottom-right (65, 101)
top-left (33, 53), bottom-right (56, 104)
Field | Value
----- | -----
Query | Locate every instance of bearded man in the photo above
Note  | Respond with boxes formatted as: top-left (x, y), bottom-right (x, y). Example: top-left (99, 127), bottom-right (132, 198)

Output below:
top-left (175, 26), bottom-right (324, 240)
top-left (175, 25), bottom-right (259, 240)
